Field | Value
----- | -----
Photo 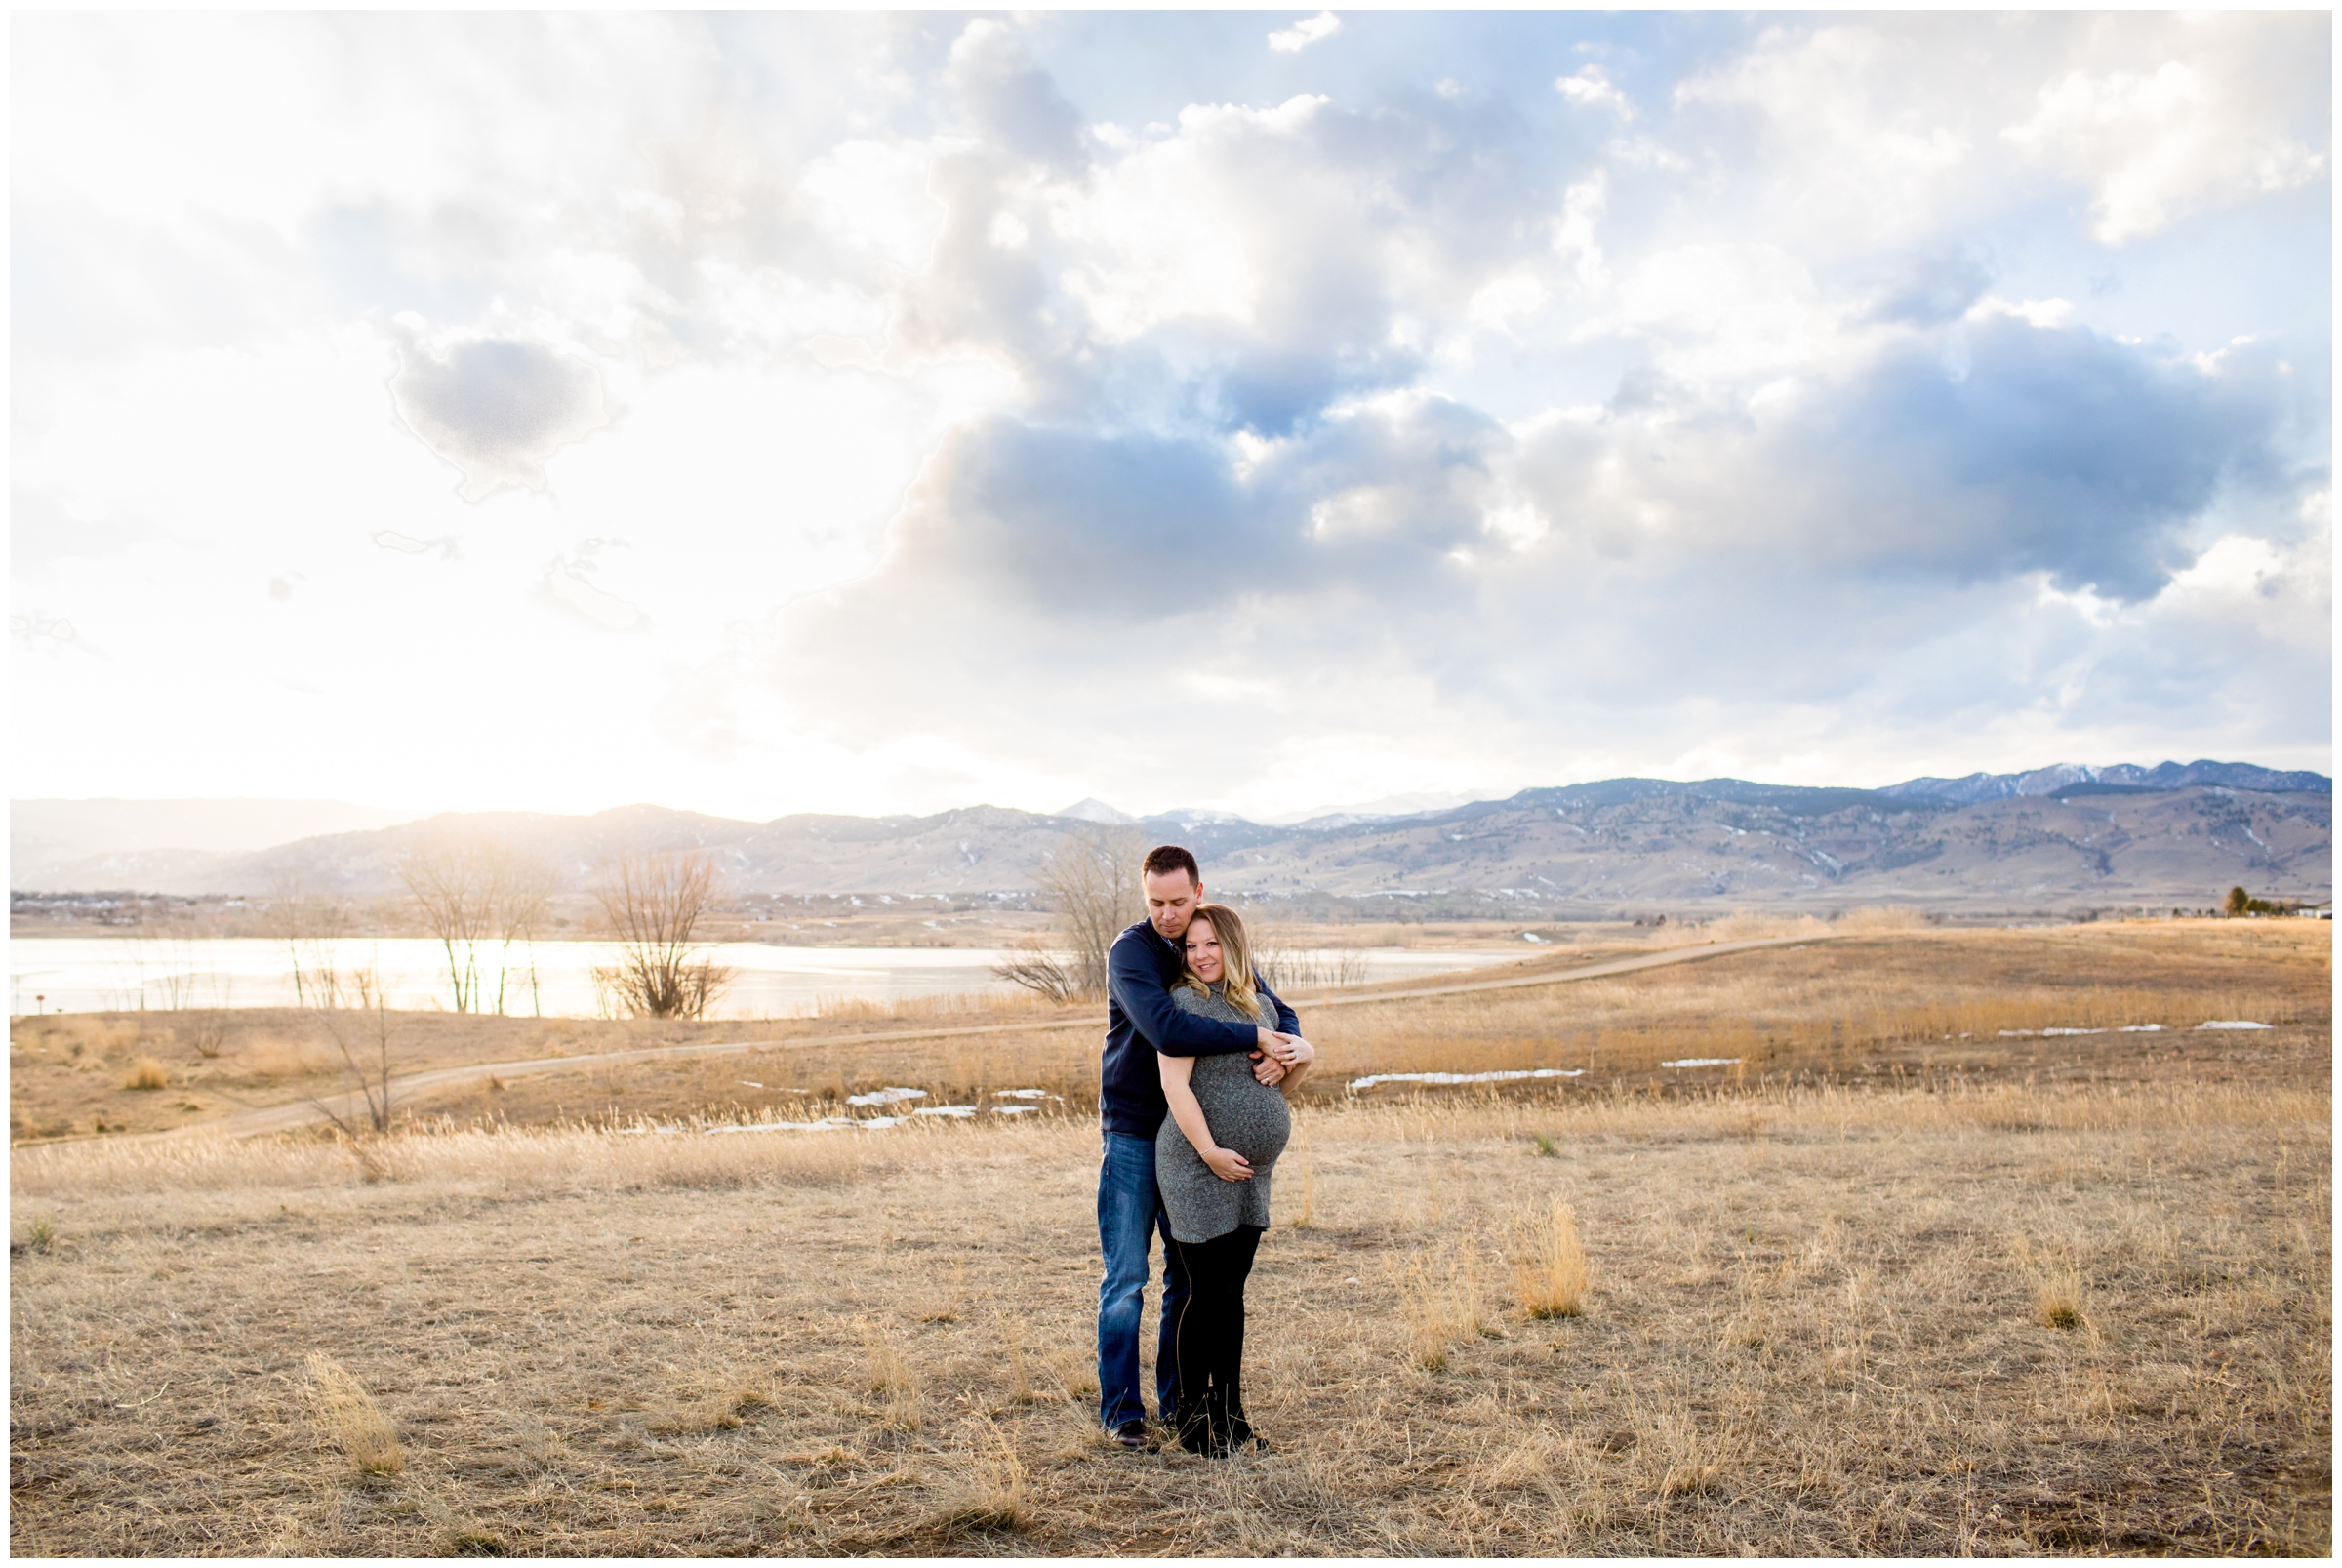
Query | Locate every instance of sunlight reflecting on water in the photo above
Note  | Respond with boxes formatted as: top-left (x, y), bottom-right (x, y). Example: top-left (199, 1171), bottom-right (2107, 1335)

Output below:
top-left (8, 938), bottom-right (1524, 1018)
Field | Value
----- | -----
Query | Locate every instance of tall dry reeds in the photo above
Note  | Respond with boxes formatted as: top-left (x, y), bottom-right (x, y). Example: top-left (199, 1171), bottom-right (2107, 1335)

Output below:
top-left (812, 989), bottom-right (1070, 1022)
top-left (1397, 1244), bottom-right (1488, 1369)
top-left (1252, 926), bottom-right (1370, 990)
top-left (1514, 1198), bottom-right (1590, 1319)
top-left (1834, 905), bottom-right (1933, 933)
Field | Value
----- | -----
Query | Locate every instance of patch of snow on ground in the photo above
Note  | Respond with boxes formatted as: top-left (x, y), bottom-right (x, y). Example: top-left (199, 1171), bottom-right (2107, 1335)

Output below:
top-left (847, 1086), bottom-right (928, 1106)
top-left (990, 1106), bottom-right (1036, 1115)
top-left (993, 1089), bottom-right (1050, 1100)
top-left (1660, 1058), bottom-right (1742, 1068)
top-left (2197, 1021), bottom-right (2274, 1030)
top-left (630, 1111), bottom-right (921, 1136)
top-left (913, 1106), bottom-right (976, 1118)
top-left (1348, 1067), bottom-right (1585, 1091)
top-left (704, 1118), bottom-right (855, 1135)
top-left (2001, 1025), bottom-right (2174, 1037)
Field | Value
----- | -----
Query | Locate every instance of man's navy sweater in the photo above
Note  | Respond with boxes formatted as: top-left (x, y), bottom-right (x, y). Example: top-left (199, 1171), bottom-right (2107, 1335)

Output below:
top-left (1100, 918), bottom-right (1300, 1137)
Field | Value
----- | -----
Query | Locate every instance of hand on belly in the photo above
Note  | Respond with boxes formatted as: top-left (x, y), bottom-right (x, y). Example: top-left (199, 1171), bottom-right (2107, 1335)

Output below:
top-left (1201, 1145), bottom-right (1254, 1182)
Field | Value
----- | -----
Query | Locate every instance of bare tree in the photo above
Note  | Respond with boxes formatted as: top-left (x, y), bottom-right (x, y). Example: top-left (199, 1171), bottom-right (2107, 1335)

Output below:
top-left (269, 863), bottom-right (312, 1008)
top-left (1250, 926), bottom-right (1368, 990)
top-left (311, 954), bottom-right (396, 1136)
top-left (398, 839), bottom-right (492, 1012)
top-left (591, 850), bottom-right (735, 1019)
top-left (483, 847), bottom-right (559, 1017)
top-left (269, 864), bottom-right (355, 1008)
top-left (994, 825), bottom-right (1149, 1002)
top-left (399, 832), bottom-right (562, 1016)
top-left (991, 938), bottom-right (1082, 1005)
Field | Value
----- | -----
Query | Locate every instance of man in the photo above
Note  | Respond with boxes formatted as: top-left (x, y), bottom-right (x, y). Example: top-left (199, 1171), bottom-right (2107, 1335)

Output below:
top-left (1095, 843), bottom-right (1314, 1449)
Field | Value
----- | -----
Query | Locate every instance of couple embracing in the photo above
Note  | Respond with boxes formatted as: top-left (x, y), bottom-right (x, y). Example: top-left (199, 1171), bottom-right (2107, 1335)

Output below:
top-left (1094, 844), bottom-right (1315, 1455)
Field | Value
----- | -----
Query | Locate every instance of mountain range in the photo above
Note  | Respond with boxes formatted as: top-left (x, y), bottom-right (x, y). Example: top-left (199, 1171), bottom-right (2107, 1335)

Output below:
top-left (10, 760), bottom-right (2329, 913)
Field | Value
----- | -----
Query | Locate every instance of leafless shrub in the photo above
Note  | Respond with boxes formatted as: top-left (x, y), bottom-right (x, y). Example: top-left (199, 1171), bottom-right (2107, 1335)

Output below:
top-left (123, 1057), bottom-right (171, 1091)
top-left (997, 824), bottom-right (1146, 1001)
top-left (310, 972), bottom-right (398, 1135)
top-left (989, 938), bottom-right (1082, 1005)
top-left (303, 1352), bottom-right (404, 1474)
top-left (591, 851), bottom-right (734, 1020)
top-left (1253, 927), bottom-right (1369, 989)
top-left (182, 1011), bottom-right (230, 1060)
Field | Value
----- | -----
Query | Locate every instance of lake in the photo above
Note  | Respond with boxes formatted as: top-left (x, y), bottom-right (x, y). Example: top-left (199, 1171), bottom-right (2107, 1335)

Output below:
top-left (6, 938), bottom-right (1531, 1019)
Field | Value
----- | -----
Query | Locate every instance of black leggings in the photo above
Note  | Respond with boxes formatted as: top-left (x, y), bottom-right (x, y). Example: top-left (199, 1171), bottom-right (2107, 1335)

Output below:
top-left (1169, 1225), bottom-right (1262, 1404)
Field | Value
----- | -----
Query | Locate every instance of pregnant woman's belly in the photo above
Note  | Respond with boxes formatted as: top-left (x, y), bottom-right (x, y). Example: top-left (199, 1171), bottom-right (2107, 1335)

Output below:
top-left (1191, 1054), bottom-right (1291, 1170)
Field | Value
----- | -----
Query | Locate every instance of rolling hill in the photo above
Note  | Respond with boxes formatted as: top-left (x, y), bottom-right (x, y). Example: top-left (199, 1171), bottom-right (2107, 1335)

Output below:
top-left (11, 762), bottom-right (2328, 914)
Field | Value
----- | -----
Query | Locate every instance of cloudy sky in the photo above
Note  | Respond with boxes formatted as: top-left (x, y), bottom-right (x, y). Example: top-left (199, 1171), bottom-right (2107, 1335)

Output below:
top-left (13, 11), bottom-right (2331, 823)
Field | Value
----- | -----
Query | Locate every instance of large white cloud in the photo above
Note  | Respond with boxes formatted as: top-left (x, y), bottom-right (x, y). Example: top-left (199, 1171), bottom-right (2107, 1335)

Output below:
top-left (11, 12), bottom-right (2330, 822)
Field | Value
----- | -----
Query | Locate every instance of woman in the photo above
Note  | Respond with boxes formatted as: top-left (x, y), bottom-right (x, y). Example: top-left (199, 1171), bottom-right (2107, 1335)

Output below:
top-left (1156, 903), bottom-right (1310, 1456)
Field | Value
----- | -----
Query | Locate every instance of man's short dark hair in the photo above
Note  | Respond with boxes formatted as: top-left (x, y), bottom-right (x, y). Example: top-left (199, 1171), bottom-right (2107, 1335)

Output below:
top-left (1143, 844), bottom-right (1200, 885)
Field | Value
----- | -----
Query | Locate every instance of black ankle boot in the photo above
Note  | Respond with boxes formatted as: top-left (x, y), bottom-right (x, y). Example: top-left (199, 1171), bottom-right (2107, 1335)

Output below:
top-left (1173, 1389), bottom-right (1215, 1455)
top-left (1200, 1383), bottom-right (1235, 1459)
top-left (1224, 1378), bottom-right (1270, 1453)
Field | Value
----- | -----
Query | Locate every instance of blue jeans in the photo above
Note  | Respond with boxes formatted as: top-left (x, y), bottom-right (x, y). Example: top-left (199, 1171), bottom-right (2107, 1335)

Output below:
top-left (1096, 1130), bottom-right (1190, 1429)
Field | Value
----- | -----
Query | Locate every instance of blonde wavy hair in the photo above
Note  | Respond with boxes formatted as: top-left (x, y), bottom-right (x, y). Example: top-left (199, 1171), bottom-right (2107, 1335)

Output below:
top-left (1177, 903), bottom-right (1262, 1020)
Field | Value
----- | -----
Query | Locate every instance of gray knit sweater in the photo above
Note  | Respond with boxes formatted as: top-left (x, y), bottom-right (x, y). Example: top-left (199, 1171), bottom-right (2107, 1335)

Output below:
top-left (1154, 980), bottom-right (1293, 1242)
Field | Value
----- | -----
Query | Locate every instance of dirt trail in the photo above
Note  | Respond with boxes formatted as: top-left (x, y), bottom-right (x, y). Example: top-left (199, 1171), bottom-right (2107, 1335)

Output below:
top-left (135, 934), bottom-right (1823, 1143)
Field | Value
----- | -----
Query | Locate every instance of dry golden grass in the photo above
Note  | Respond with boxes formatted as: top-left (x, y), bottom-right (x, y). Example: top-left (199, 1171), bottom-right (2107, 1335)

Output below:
top-left (936, 1413), bottom-right (1030, 1536)
top-left (1514, 1198), bottom-right (1590, 1319)
top-left (8, 1001), bottom-right (1098, 1142)
top-left (8, 1074), bottom-right (2329, 1554)
top-left (303, 1352), bottom-right (406, 1475)
top-left (1397, 1244), bottom-right (1490, 1371)
top-left (12, 921), bottom-right (2324, 1146)
top-left (282, 920), bottom-right (2328, 1141)
top-left (1323, 920), bottom-right (2328, 1099)
top-left (8, 921), bottom-right (2330, 1554)
top-left (2017, 1235), bottom-right (2090, 1333)
top-left (857, 1318), bottom-right (925, 1432)
top-left (119, 1057), bottom-right (170, 1092)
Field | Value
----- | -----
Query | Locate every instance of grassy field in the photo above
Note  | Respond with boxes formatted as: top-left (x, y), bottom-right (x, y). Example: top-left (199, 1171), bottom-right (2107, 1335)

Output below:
top-left (8, 921), bottom-right (2331, 1555)
top-left (11, 919), bottom-right (2325, 1142)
